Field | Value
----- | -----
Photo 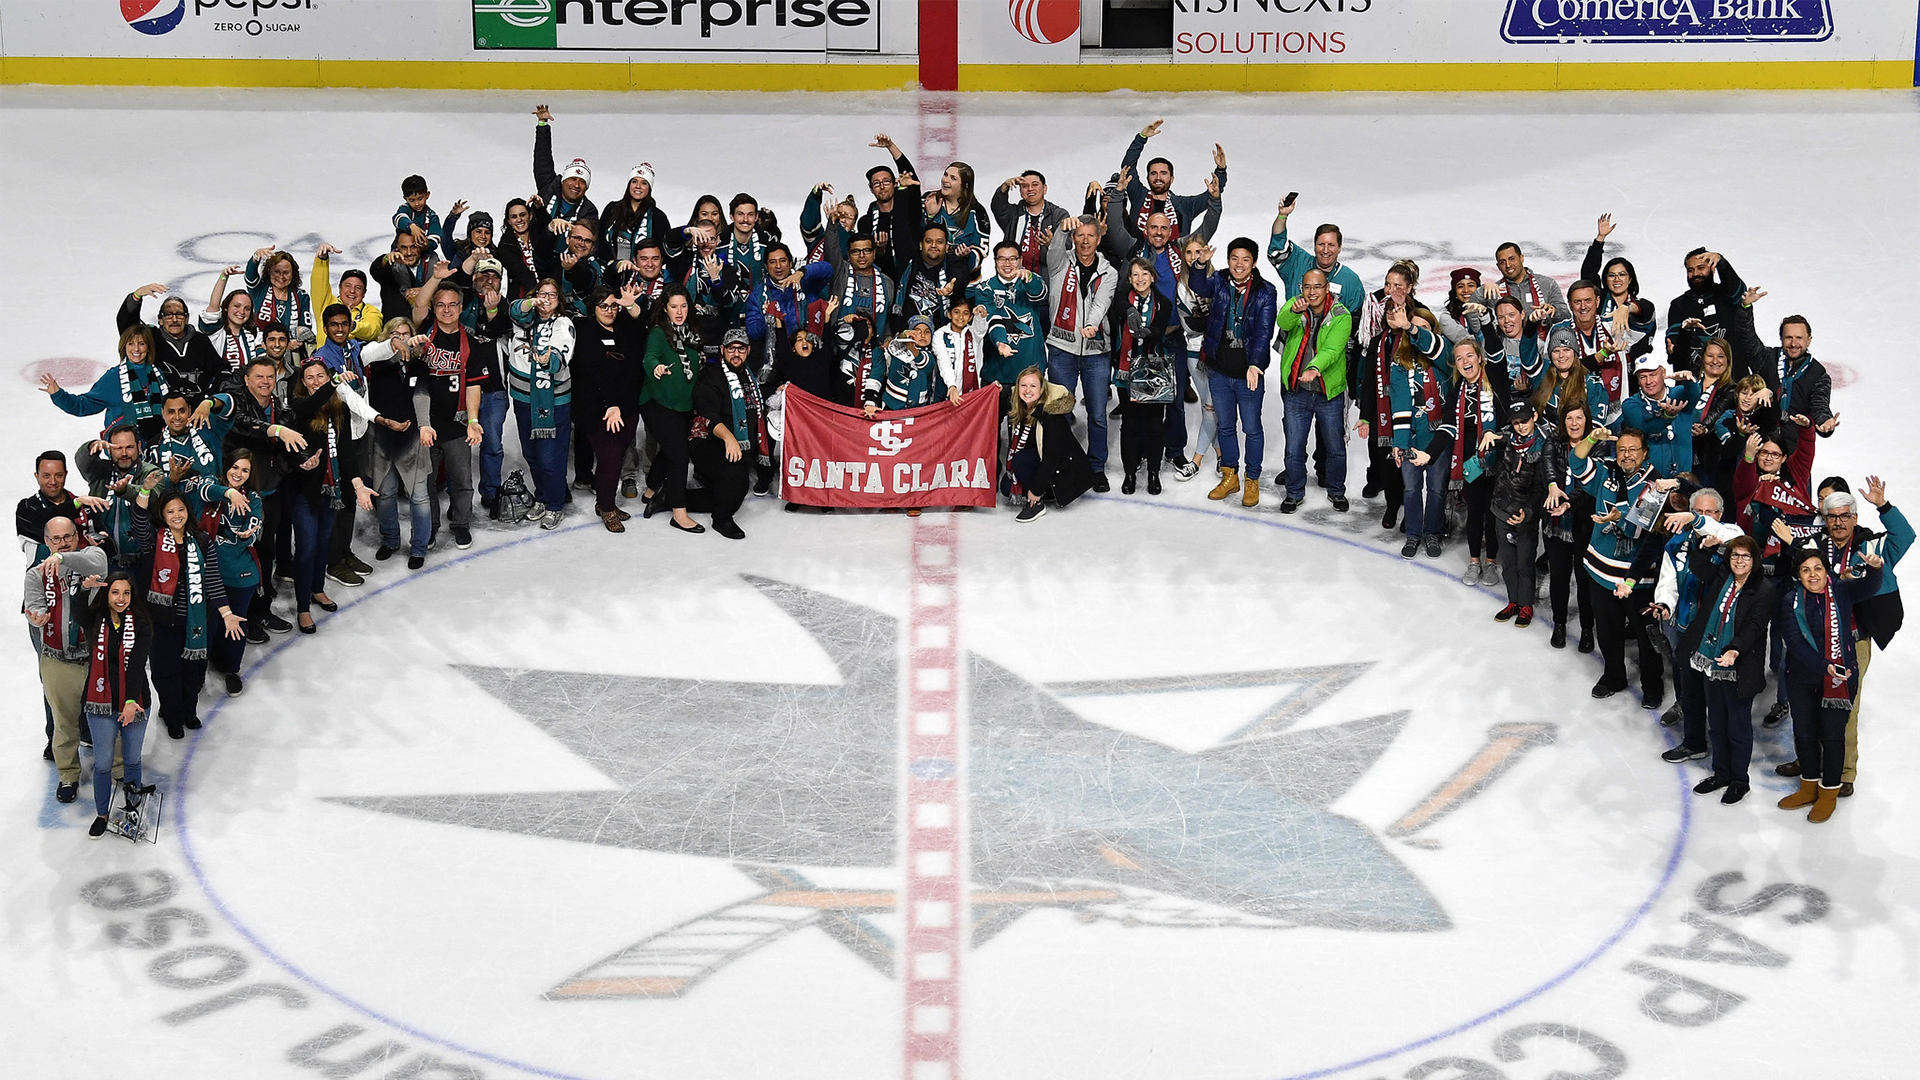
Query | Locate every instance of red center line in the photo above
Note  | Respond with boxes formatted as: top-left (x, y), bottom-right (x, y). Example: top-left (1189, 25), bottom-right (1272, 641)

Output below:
top-left (903, 517), bottom-right (961, 1080)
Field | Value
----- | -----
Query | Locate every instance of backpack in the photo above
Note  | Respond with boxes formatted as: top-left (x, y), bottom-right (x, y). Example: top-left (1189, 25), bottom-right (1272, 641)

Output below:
top-left (496, 469), bottom-right (538, 525)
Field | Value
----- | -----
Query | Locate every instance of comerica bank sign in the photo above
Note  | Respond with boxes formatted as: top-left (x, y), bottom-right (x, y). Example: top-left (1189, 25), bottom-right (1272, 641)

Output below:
top-left (1502, 0), bottom-right (1835, 42)
top-left (473, 0), bottom-right (881, 52)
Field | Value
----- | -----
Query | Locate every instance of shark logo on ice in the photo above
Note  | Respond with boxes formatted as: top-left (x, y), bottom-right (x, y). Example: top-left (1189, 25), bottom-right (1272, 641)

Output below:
top-left (331, 578), bottom-right (1543, 1000)
top-left (121, 0), bottom-right (186, 36)
top-left (1501, 0), bottom-right (1833, 43)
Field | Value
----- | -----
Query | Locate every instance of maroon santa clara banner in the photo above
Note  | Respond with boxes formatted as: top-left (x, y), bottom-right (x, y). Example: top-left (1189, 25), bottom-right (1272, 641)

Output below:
top-left (781, 386), bottom-right (1001, 509)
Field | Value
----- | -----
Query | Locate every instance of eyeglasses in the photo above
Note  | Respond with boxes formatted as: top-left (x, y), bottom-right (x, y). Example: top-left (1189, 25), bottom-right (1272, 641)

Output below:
top-left (1827, 512), bottom-right (1856, 520)
top-left (570, 234), bottom-right (594, 243)
top-left (1728, 553), bottom-right (1754, 561)
top-left (596, 301), bottom-right (622, 311)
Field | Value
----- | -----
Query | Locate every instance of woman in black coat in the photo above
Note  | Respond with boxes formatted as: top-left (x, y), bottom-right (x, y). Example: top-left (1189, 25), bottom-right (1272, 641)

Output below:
top-left (1001, 366), bottom-right (1094, 522)
top-left (571, 284), bottom-right (649, 531)
top-left (1106, 258), bottom-right (1177, 496)
top-left (1681, 534), bottom-right (1776, 805)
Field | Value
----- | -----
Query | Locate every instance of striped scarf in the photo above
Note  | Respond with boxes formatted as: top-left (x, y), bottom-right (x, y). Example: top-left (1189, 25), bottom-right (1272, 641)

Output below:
top-left (119, 360), bottom-right (168, 423)
top-left (150, 528), bottom-right (211, 659)
top-left (83, 612), bottom-right (141, 717)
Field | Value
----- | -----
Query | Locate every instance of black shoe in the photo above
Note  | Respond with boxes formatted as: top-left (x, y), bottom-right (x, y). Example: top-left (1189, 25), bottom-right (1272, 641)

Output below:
top-left (1661, 744), bottom-right (1707, 763)
top-left (1577, 628), bottom-right (1595, 654)
top-left (784, 502), bottom-right (802, 513)
top-left (1720, 781), bottom-right (1750, 805)
top-left (314, 594), bottom-right (339, 613)
top-left (1839, 782), bottom-right (1854, 798)
top-left (1591, 678), bottom-right (1625, 699)
top-left (1330, 495), bottom-right (1349, 512)
top-left (452, 525), bottom-right (473, 550)
top-left (326, 563), bottom-right (364, 588)
top-left (1494, 603), bottom-right (1519, 622)
top-left (1775, 760), bottom-right (1801, 777)
top-left (621, 477), bottom-right (639, 500)
top-left (714, 519), bottom-right (746, 540)
top-left (43, 741), bottom-right (53, 761)
top-left (485, 497), bottom-right (502, 521)
top-left (1550, 623), bottom-right (1567, 649)
top-left (751, 477), bottom-right (773, 498)
top-left (573, 479), bottom-right (595, 492)
top-left (224, 672), bottom-right (244, 697)
top-left (375, 545), bottom-right (397, 562)
top-left (245, 624), bottom-right (271, 645)
top-left (669, 518), bottom-right (706, 534)
top-left (427, 528), bottom-right (438, 552)
top-left (1362, 482), bottom-right (1381, 499)
top-left (1424, 539), bottom-right (1443, 559)
top-left (298, 615), bottom-right (317, 635)
top-left (1146, 471), bottom-right (1162, 495)
top-left (1016, 502), bottom-right (1046, 523)
top-left (167, 725), bottom-right (184, 740)
top-left (1514, 607), bottom-right (1534, 628)
top-left (1279, 497), bottom-right (1302, 514)
top-left (89, 816), bottom-right (108, 837)
top-left (258, 610), bottom-right (292, 635)
top-left (1642, 689), bottom-right (1665, 712)
top-left (407, 555), bottom-right (425, 570)
top-left (1314, 472), bottom-right (1328, 489)
top-left (1121, 471), bottom-right (1137, 495)
top-left (347, 553), bottom-right (373, 575)
top-left (1692, 774), bottom-right (1731, 795)
top-left (642, 492), bottom-right (665, 520)
top-left (55, 782), bottom-right (77, 803)
top-left (1400, 538), bottom-right (1419, 559)
top-left (1381, 505), bottom-right (1399, 530)
top-left (1660, 702), bottom-right (1681, 727)
top-left (183, 717), bottom-right (201, 730)
top-left (1090, 473), bottom-right (1110, 494)
top-left (1763, 701), bottom-right (1789, 728)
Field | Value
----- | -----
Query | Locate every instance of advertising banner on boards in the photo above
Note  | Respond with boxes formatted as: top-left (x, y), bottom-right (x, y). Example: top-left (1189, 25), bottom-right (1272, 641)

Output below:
top-left (1168, 0), bottom-right (1910, 64)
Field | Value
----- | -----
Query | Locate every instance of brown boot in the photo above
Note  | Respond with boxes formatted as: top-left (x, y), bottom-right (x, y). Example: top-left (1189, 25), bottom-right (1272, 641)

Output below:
top-left (1808, 784), bottom-right (1841, 823)
top-left (1777, 779), bottom-right (1818, 810)
top-left (601, 510), bottom-right (626, 533)
top-left (1242, 477), bottom-right (1260, 508)
top-left (1208, 467), bottom-right (1240, 501)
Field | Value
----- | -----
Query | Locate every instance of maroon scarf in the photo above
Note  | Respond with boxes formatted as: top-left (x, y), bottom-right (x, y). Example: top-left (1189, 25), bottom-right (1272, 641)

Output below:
top-left (1370, 328), bottom-right (1401, 439)
top-left (1815, 586), bottom-right (1850, 709)
top-left (40, 563), bottom-right (75, 654)
top-left (1451, 377), bottom-right (1495, 484)
top-left (1285, 298), bottom-right (1330, 390)
top-left (1052, 258), bottom-right (1087, 335)
top-left (83, 612), bottom-right (142, 717)
top-left (1134, 195), bottom-right (1181, 240)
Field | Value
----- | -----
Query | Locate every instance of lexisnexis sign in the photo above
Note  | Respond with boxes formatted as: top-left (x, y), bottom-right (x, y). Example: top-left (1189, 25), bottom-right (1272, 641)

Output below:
top-left (1501, 0), bottom-right (1834, 42)
top-left (472, 0), bottom-right (881, 51)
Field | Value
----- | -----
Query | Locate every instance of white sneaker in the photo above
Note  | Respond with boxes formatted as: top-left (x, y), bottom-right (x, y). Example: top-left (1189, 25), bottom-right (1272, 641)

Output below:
top-left (1461, 562), bottom-right (1482, 586)
top-left (539, 509), bottom-right (563, 531)
top-left (1172, 459), bottom-right (1199, 481)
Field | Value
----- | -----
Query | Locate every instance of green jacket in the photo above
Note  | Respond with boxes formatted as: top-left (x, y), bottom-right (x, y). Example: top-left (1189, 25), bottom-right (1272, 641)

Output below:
top-left (1273, 299), bottom-right (1351, 401)
top-left (639, 327), bottom-right (699, 413)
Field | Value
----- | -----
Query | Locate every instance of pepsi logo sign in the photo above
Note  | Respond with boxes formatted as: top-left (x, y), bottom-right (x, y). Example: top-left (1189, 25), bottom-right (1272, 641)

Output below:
top-left (121, 0), bottom-right (186, 36)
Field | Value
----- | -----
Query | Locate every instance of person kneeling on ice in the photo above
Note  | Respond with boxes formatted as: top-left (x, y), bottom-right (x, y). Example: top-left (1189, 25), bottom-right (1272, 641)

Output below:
top-left (1777, 547), bottom-right (1881, 823)
top-left (864, 316), bottom-right (945, 418)
top-left (1001, 366), bottom-right (1094, 523)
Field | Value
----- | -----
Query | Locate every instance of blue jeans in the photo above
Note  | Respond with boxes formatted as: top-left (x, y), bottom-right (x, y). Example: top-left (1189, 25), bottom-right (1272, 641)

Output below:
top-left (1282, 388), bottom-right (1347, 499)
top-left (1208, 370), bottom-right (1266, 479)
top-left (287, 491), bottom-right (335, 614)
top-left (513, 398), bottom-right (573, 512)
top-left (86, 712), bottom-right (146, 816)
top-left (1401, 448), bottom-right (1452, 540)
top-left (1046, 347), bottom-right (1111, 470)
top-left (377, 462), bottom-right (433, 557)
top-left (478, 390), bottom-right (509, 500)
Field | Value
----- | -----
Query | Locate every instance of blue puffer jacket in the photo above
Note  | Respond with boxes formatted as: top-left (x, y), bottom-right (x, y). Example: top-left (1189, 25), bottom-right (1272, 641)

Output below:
top-left (1190, 267), bottom-right (1276, 376)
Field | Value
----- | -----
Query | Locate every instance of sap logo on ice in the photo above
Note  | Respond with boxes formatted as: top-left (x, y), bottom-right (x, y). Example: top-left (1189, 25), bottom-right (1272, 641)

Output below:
top-left (868, 417), bottom-right (915, 456)
top-left (1503, 0), bottom-right (1834, 42)
top-left (121, 0), bottom-right (185, 35)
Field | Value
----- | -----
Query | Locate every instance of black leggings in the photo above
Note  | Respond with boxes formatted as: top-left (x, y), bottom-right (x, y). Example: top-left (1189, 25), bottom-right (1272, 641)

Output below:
top-left (1463, 476), bottom-right (1497, 558)
top-left (1365, 439), bottom-right (1403, 506)
top-left (1545, 535), bottom-right (1594, 633)
top-left (1120, 399), bottom-right (1167, 474)
top-left (640, 402), bottom-right (692, 510)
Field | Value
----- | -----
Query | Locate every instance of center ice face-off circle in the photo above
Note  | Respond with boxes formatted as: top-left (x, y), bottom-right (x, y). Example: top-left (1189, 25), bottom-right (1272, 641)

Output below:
top-left (175, 508), bottom-right (1684, 1080)
top-left (1009, 0), bottom-right (1080, 45)
top-left (121, 0), bottom-right (186, 36)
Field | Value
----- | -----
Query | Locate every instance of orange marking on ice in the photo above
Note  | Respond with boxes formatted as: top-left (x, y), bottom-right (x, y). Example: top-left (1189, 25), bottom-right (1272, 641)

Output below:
top-left (550, 976), bottom-right (688, 998)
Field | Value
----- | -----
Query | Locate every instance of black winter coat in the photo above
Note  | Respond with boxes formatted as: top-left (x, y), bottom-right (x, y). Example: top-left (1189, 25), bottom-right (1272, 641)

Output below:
top-left (1680, 553), bottom-right (1776, 700)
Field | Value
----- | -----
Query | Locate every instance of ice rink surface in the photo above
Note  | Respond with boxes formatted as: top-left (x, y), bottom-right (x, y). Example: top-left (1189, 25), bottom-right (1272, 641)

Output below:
top-left (3, 86), bottom-right (1918, 1079)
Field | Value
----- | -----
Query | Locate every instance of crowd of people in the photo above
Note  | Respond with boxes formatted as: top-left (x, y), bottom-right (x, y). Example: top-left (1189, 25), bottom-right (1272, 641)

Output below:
top-left (18, 108), bottom-right (1908, 836)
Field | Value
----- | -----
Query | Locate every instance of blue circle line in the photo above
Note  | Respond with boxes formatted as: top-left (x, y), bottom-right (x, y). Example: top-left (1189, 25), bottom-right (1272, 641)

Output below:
top-left (172, 501), bottom-right (1690, 1080)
